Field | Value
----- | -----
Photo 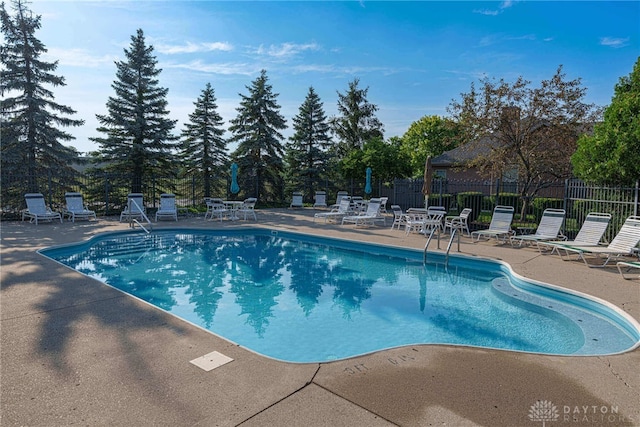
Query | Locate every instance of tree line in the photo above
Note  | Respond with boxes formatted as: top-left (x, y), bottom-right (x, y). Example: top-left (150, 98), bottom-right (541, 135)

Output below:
top-left (2, 0), bottom-right (638, 206)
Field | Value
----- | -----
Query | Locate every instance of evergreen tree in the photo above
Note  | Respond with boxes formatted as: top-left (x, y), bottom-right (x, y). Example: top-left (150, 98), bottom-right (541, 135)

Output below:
top-left (90, 28), bottom-right (178, 193)
top-left (0, 0), bottom-right (83, 190)
top-left (284, 86), bottom-right (332, 202)
top-left (180, 83), bottom-right (228, 198)
top-left (572, 57), bottom-right (640, 185)
top-left (329, 78), bottom-right (384, 157)
top-left (229, 70), bottom-right (287, 203)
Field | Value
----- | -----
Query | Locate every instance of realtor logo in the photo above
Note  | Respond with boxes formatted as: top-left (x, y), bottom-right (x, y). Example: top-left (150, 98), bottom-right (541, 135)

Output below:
top-left (529, 400), bottom-right (560, 426)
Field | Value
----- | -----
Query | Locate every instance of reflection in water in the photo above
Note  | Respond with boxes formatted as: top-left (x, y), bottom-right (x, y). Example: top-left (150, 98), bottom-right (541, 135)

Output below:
top-left (42, 230), bottom-right (637, 361)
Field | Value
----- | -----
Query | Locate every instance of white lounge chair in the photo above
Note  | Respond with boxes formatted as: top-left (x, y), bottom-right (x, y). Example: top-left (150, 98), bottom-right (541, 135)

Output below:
top-left (330, 191), bottom-right (349, 209)
top-left (22, 193), bottom-right (62, 224)
top-left (314, 198), bottom-right (351, 223)
top-left (444, 208), bottom-right (472, 236)
top-left (555, 216), bottom-right (640, 267)
top-left (539, 212), bottom-right (611, 254)
top-left (471, 205), bottom-right (514, 243)
top-left (237, 197), bottom-right (257, 220)
top-left (155, 193), bottom-right (178, 221)
top-left (290, 191), bottom-right (304, 208)
top-left (341, 198), bottom-right (384, 226)
top-left (617, 260), bottom-right (640, 280)
top-left (313, 191), bottom-right (327, 209)
top-left (63, 192), bottom-right (96, 222)
top-left (510, 208), bottom-right (566, 248)
top-left (120, 193), bottom-right (146, 222)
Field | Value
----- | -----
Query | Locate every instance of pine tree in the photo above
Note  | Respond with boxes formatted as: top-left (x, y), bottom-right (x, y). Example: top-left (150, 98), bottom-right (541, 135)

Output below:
top-left (0, 0), bottom-right (84, 190)
top-left (229, 70), bottom-right (287, 203)
top-left (90, 28), bottom-right (178, 193)
top-left (180, 83), bottom-right (228, 198)
top-left (329, 78), bottom-right (384, 157)
top-left (284, 86), bottom-right (332, 202)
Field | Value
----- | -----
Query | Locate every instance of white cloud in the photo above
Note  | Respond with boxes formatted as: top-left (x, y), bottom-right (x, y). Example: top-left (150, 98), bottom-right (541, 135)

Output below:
top-left (164, 60), bottom-right (259, 76)
top-left (254, 42), bottom-right (320, 59)
top-left (156, 41), bottom-right (234, 55)
top-left (43, 47), bottom-right (117, 68)
top-left (600, 37), bottom-right (630, 48)
top-left (474, 0), bottom-right (517, 16)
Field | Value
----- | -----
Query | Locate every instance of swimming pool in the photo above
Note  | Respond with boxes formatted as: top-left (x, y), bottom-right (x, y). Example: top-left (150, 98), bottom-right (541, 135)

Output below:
top-left (39, 228), bottom-right (640, 362)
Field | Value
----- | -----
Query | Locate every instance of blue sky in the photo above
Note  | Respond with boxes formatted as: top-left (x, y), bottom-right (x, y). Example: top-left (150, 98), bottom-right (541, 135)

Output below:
top-left (27, 0), bottom-right (640, 154)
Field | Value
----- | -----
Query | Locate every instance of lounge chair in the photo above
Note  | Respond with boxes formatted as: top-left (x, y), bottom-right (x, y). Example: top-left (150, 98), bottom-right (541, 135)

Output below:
top-left (290, 191), bottom-right (304, 208)
top-left (471, 205), bottom-right (514, 243)
top-left (444, 208), bottom-right (472, 236)
top-left (313, 191), bottom-right (327, 208)
top-left (510, 208), bottom-right (566, 248)
top-left (617, 261), bottom-right (640, 280)
top-left (119, 193), bottom-right (146, 222)
top-left (314, 198), bottom-right (351, 223)
top-left (555, 216), bottom-right (640, 267)
top-left (155, 193), bottom-right (178, 221)
top-left (330, 191), bottom-right (349, 209)
top-left (22, 193), bottom-right (62, 224)
top-left (237, 197), bottom-right (257, 220)
top-left (341, 198), bottom-right (385, 226)
top-left (63, 192), bottom-right (97, 222)
top-left (538, 212), bottom-right (611, 254)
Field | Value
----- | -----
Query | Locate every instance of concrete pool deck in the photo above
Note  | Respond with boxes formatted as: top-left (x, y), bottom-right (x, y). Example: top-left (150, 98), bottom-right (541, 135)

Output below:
top-left (1, 208), bottom-right (639, 426)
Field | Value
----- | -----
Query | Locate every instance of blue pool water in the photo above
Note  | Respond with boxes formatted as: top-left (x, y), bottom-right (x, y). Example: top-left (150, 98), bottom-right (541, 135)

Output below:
top-left (39, 228), bottom-right (640, 362)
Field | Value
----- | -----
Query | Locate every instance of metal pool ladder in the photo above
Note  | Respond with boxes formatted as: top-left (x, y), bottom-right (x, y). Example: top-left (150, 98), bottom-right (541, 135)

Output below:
top-left (128, 199), bottom-right (152, 233)
top-left (423, 227), bottom-right (462, 266)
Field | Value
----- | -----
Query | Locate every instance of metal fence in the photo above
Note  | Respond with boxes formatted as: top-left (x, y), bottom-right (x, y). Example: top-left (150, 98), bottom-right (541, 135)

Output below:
top-left (2, 171), bottom-right (638, 243)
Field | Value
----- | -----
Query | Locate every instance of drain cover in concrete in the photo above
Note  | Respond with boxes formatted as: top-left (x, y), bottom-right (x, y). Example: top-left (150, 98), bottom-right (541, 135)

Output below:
top-left (190, 351), bottom-right (234, 371)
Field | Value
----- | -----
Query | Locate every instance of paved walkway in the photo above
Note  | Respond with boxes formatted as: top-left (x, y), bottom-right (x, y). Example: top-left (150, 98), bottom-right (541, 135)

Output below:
top-left (1, 209), bottom-right (639, 426)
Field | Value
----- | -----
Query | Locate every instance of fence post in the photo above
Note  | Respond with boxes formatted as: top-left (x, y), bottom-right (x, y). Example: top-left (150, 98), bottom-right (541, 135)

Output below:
top-left (635, 179), bottom-right (639, 217)
top-left (104, 172), bottom-right (110, 217)
top-left (494, 178), bottom-right (500, 206)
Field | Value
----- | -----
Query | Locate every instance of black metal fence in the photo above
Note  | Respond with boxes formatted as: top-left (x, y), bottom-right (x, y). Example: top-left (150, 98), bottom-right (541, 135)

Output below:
top-left (2, 171), bottom-right (638, 243)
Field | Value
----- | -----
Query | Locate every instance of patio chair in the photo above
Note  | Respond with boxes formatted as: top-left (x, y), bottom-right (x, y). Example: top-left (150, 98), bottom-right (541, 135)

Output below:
top-left (471, 205), bottom-right (514, 243)
top-left (404, 208), bottom-right (445, 236)
top-left (616, 261), bottom-right (640, 280)
top-left (155, 193), bottom-right (178, 221)
top-left (444, 208), bottom-right (472, 236)
top-left (22, 193), bottom-right (63, 225)
top-left (237, 197), bottom-right (257, 220)
top-left (341, 198), bottom-right (385, 227)
top-left (390, 205), bottom-right (405, 230)
top-left (554, 216), bottom-right (640, 267)
top-left (204, 198), bottom-right (224, 220)
top-left (206, 201), bottom-right (229, 221)
top-left (538, 212), bottom-right (611, 254)
top-left (63, 192), bottom-right (97, 222)
top-left (314, 198), bottom-right (351, 223)
top-left (119, 193), bottom-right (146, 222)
top-left (378, 197), bottom-right (388, 214)
top-left (290, 191), bottom-right (304, 208)
top-left (313, 191), bottom-right (327, 209)
top-left (510, 208), bottom-right (566, 248)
